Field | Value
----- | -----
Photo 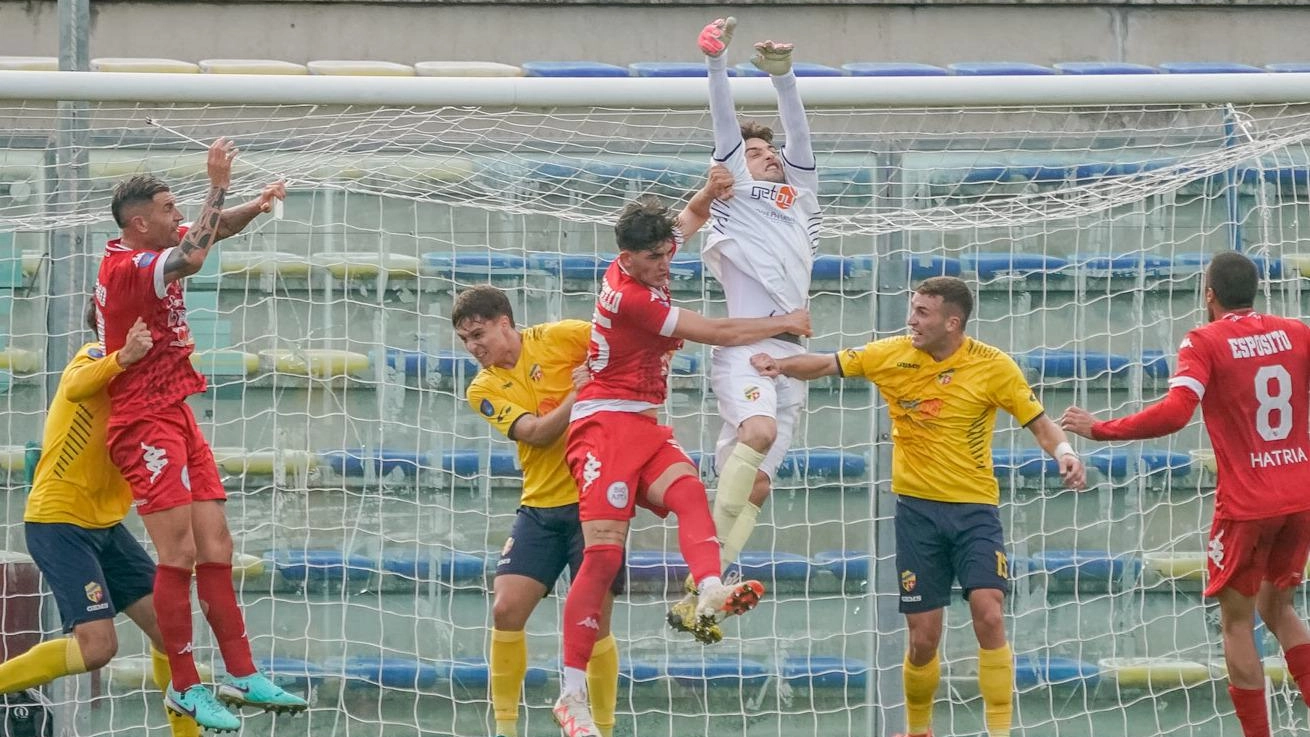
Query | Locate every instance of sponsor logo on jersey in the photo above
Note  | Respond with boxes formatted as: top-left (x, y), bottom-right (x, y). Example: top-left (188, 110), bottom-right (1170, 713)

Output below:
top-left (750, 183), bottom-right (797, 210)
top-left (898, 397), bottom-right (943, 418)
top-left (480, 399), bottom-right (496, 417)
top-left (900, 570), bottom-right (917, 592)
top-left (606, 481), bottom-right (630, 509)
top-left (85, 581), bottom-right (104, 603)
top-left (743, 385), bottom-right (760, 402)
top-left (529, 363), bottom-right (543, 382)
top-left (895, 361), bottom-right (920, 369)
top-left (132, 251), bottom-right (157, 268)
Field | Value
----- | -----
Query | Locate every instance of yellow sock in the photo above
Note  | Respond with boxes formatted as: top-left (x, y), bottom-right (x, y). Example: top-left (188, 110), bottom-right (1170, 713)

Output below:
top-left (903, 652), bottom-right (939, 736)
top-left (151, 647), bottom-right (200, 737)
top-left (978, 644), bottom-right (1013, 737)
top-left (587, 634), bottom-right (619, 737)
top-left (490, 629), bottom-right (527, 737)
top-left (0, 638), bottom-right (86, 693)
top-left (713, 443), bottom-right (766, 543)
top-left (720, 502), bottom-right (761, 569)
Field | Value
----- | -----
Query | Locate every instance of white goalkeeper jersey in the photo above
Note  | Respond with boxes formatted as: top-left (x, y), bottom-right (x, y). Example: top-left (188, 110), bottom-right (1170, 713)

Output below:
top-left (701, 146), bottom-right (820, 317)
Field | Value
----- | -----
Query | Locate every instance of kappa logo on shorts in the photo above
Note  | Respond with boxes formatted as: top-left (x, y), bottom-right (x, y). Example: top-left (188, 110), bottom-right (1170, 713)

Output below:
top-left (1208, 528), bottom-right (1226, 570)
top-left (84, 581), bottom-right (104, 603)
top-left (581, 452), bottom-right (602, 491)
top-left (606, 481), bottom-right (630, 509)
top-left (900, 570), bottom-right (917, 593)
top-left (139, 442), bottom-right (168, 484)
top-left (743, 385), bottom-right (761, 402)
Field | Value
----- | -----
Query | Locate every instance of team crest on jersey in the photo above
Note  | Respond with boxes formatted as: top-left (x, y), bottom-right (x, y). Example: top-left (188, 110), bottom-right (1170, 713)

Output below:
top-left (479, 399), bottom-right (495, 417)
top-left (743, 385), bottom-right (761, 402)
top-left (84, 582), bottom-right (104, 603)
top-left (900, 570), bottom-right (917, 592)
top-left (937, 369), bottom-right (955, 386)
top-left (529, 363), bottom-right (543, 382)
top-left (132, 251), bottom-right (157, 268)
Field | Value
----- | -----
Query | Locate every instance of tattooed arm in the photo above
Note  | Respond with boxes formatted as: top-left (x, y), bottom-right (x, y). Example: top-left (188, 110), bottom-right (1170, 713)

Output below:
top-left (163, 138), bottom-right (236, 284)
top-left (216, 180), bottom-right (286, 240)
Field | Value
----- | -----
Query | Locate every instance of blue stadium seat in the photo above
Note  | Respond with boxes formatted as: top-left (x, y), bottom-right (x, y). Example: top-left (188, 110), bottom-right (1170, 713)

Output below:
top-left (902, 255), bottom-right (964, 280)
top-left (1266, 63), bottom-right (1310, 73)
top-left (724, 552), bottom-right (813, 584)
top-left (444, 658), bottom-right (493, 689)
top-left (1014, 655), bottom-right (1101, 688)
top-left (1072, 160), bottom-right (1175, 181)
top-left (1173, 252), bottom-right (1283, 279)
top-left (776, 449), bottom-right (866, 479)
top-left (441, 450), bottom-right (480, 477)
top-left (270, 550), bottom-right (373, 584)
top-left (1140, 450), bottom-right (1192, 479)
top-left (670, 353), bottom-right (701, 377)
top-left (734, 62), bottom-right (843, 77)
top-left (1017, 350), bottom-right (1130, 380)
top-left (1079, 254), bottom-right (1174, 278)
top-left (521, 61), bottom-right (629, 77)
top-left (670, 256), bottom-right (704, 282)
top-left (624, 159), bottom-right (705, 190)
top-left (963, 253), bottom-right (1072, 281)
top-left (625, 550), bottom-right (688, 583)
top-left (254, 657), bottom-right (327, 689)
top-left (1250, 166), bottom-right (1310, 192)
top-left (842, 62), bottom-right (948, 77)
top-left (421, 253), bottom-right (530, 279)
top-left (320, 448), bottom-right (433, 477)
top-left (949, 62), bottom-right (1056, 76)
top-left (384, 349), bottom-right (479, 383)
top-left (813, 551), bottom-right (869, 583)
top-left (811, 255), bottom-right (851, 280)
top-left (1086, 448), bottom-right (1132, 479)
top-left (528, 253), bottom-right (613, 280)
top-left (334, 656), bottom-right (441, 689)
top-left (629, 62), bottom-right (734, 78)
top-left (992, 448), bottom-right (1057, 480)
top-left (665, 658), bottom-right (770, 688)
top-left (488, 450), bottom-right (520, 477)
top-left (1142, 350), bottom-right (1171, 380)
top-left (379, 551), bottom-right (485, 581)
top-left (1158, 62), bottom-right (1263, 74)
top-left (1054, 62), bottom-right (1158, 75)
top-left (1030, 550), bottom-right (1140, 584)
top-left (620, 661), bottom-right (662, 686)
top-left (782, 656), bottom-right (870, 689)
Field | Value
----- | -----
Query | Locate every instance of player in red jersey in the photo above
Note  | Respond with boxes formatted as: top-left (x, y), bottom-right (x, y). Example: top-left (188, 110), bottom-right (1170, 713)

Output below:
top-left (551, 194), bottom-right (810, 737)
top-left (95, 138), bottom-right (307, 732)
top-left (1062, 252), bottom-right (1310, 737)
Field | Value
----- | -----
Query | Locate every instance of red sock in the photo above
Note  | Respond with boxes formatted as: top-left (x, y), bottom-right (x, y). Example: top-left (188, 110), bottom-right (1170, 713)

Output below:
top-left (562, 545), bottom-right (623, 671)
top-left (195, 562), bottom-right (256, 677)
top-left (661, 475), bottom-right (720, 585)
top-left (154, 564), bottom-right (200, 690)
top-left (1228, 685), bottom-right (1270, 737)
top-left (1285, 643), bottom-right (1310, 707)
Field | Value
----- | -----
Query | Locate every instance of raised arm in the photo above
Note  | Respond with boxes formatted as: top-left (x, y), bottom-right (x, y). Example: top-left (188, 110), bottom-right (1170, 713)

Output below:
top-left (162, 138), bottom-right (235, 283)
top-left (752, 351), bottom-right (839, 381)
top-left (1061, 386), bottom-right (1200, 441)
top-left (64, 317), bottom-right (152, 402)
top-left (676, 164), bottom-right (733, 235)
top-left (215, 180), bottom-right (286, 241)
top-left (754, 41), bottom-right (816, 171)
top-left (700, 17), bottom-right (745, 162)
top-left (509, 366), bottom-right (589, 447)
top-left (1025, 413), bottom-right (1086, 489)
top-left (672, 308), bottom-right (810, 347)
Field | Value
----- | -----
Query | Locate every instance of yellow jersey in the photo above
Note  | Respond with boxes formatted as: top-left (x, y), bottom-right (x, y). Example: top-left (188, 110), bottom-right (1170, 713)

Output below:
top-left (25, 342), bottom-right (132, 528)
top-left (465, 320), bottom-right (591, 508)
top-left (838, 335), bottom-right (1044, 506)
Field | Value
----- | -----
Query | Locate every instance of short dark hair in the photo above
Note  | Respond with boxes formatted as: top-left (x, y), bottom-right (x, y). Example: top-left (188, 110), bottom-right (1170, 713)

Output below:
top-left (451, 285), bottom-right (514, 328)
top-left (84, 299), bottom-right (97, 333)
top-left (740, 121), bottom-right (774, 145)
top-left (110, 174), bottom-right (170, 228)
top-left (1207, 251), bottom-right (1258, 309)
top-left (614, 195), bottom-right (676, 253)
top-left (916, 276), bottom-right (974, 329)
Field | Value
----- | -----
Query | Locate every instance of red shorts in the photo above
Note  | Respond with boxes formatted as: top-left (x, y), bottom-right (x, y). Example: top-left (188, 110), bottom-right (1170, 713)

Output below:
top-left (1204, 510), bottom-right (1310, 597)
top-left (107, 403), bottom-right (226, 515)
top-left (566, 412), bottom-right (695, 523)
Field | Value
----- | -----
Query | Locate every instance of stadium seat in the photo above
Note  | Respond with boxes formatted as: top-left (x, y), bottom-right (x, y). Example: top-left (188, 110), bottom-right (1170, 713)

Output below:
top-left (211, 448), bottom-right (318, 477)
top-left (528, 253), bottom-right (613, 280)
top-left (91, 58), bottom-right (199, 73)
top-left (0, 347), bottom-right (40, 374)
top-left (1086, 449), bottom-right (1132, 479)
top-left (108, 656), bottom-right (214, 690)
top-left (775, 449), bottom-right (866, 479)
top-left (723, 552), bottom-right (813, 585)
top-left (521, 61), bottom-right (628, 77)
top-left (629, 62), bottom-right (729, 78)
top-left (948, 62), bottom-right (1056, 76)
top-left (378, 551), bottom-right (485, 582)
top-left (383, 349), bottom-right (479, 384)
top-left (1014, 656), bottom-right (1101, 688)
top-left (962, 253), bottom-right (1072, 281)
top-left (813, 551), bottom-right (869, 584)
top-left (811, 255), bottom-right (851, 281)
top-left (625, 551), bottom-right (689, 583)
top-left (992, 448), bottom-right (1058, 481)
top-left (1141, 350), bottom-right (1170, 380)
top-left (487, 450), bottom-right (520, 476)
top-left (420, 253), bottom-right (530, 280)
top-left (733, 62), bottom-right (843, 77)
top-left (624, 159), bottom-right (706, 191)
top-left (620, 661), bottom-right (662, 687)
top-left (782, 656), bottom-right (871, 689)
top-left (332, 657), bottom-right (441, 689)
top-left (320, 448), bottom-right (433, 478)
top-left (1098, 657), bottom-right (1211, 688)
top-left (897, 254), bottom-right (964, 280)
top-left (307, 60), bottom-right (416, 76)
top-left (1189, 448), bottom-right (1217, 475)
top-left (1072, 160), bottom-right (1176, 181)
top-left (253, 657), bottom-right (327, 690)
top-left (1030, 550), bottom-right (1140, 585)
top-left (1017, 349), bottom-right (1130, 381)
top-left (1173, 251), bottom-right (1283, 279)
top-left (1139, 450), bottom-right (1192, 478)
top-left (1266, 63), bottom-right (1310, 73)
top-left (0, 56), bottom-right (57, 71)
top-left (199, 59), bottom-right (308, 75)
top-left (1142, 552), bottom-right (1206, 583)
top-left (311, 252), bottom-right (421, 280)
top-left (441, 450), bottom-right (480, 477)
top-left (221, 250), bottom-right (311, 278)
top-left (1158, 62), bottom-right (1263, 74)
top-left (842, 62), bottom-right (948, 77)
top-left (414, 61), bottom-right (523, 77)
top-left (191, 350), bottom-right (260, 380)
top-left (260, 349), bottom-right (371, 379)
top-left (664, 658), bottom-right (770, 688)
top-left (270, 549), bottom-right (373, 585)
top-left (1054, 62), bottom-right (1159, 75)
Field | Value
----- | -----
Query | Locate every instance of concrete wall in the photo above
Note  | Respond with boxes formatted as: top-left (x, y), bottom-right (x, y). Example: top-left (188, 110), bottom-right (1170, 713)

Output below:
top-left (0, 1), bottom-right (1308, 69)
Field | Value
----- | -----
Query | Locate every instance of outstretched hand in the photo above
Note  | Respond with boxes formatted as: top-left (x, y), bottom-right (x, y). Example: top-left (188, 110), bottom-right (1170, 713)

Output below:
top-left (1059, 406), bottom-right (1097, 439)
top-left (255, 180), bottom-right (286, 214)
top-left (751, 40), bottom-right (794, 76)
top-left (698, 17), bottom-right (736, 58)
top-left (206, 137), bottom-right (237, 189)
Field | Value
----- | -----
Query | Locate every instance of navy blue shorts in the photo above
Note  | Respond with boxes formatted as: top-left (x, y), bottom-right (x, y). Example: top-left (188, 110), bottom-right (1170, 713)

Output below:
top-left (25, 522), bottom-right (156, 632)
top-left (894, 496), bottom-right (1009, 614)
top-left (496, 504), bottom-right (625, 596)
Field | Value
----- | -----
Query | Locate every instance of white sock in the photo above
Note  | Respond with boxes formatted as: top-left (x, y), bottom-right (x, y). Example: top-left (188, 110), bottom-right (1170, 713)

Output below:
top-left (697, 575), bottom-right (722, 592)
top-left (562, 667), bottom-right (587, 696)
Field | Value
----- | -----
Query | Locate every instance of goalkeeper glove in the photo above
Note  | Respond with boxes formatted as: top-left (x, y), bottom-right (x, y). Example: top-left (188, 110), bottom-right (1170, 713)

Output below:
top-left (698, 17), bottom-right (736, 58)
top-left (751, 40), bottom-right (795, 76)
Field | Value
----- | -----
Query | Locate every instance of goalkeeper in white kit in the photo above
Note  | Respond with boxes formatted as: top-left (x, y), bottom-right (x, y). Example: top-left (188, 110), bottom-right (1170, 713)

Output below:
top-left (667, 17), bottom-right (823, 644)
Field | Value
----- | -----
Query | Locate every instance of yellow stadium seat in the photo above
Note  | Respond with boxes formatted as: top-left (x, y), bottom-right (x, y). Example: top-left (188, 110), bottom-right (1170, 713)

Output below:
top-left (259, 349), bottom-right (371, 379)
top-left (414, 61), bottom-right (523, 77)
top-left (0, 348), bottom-right (40, 374)
top-left (212, 447), bottom-right (319, 476)
top-left (0, 56), bottom-right (58, 71)
top-left (232, 552), bottom-right (267, 579)
top-left (220, 250), bottom-right (312, 279)
top-left (0, 446), bottom-right (26, 472)
top-left (1099, 657), bottom-right (1212, 688)
top-left (108, 655), bottom-right (214, 689)
top-left (199, 59), bottom-right (309, 75)
top-left (311, 252), bottom-right (422, 280)
top-left (1141, 552), bottom-right (1205, 582)
top-left (307, 60), bottom-right (415, 76)
top-left (1188, 449), bottom-right (1216, 474)
top-left (190, 350), bottom-right (261, 377)
top-left (90, 58), bottom-right (199, 74)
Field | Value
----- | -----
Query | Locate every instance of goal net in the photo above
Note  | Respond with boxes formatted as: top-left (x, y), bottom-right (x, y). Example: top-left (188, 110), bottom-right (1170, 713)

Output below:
top-left (1, 78), bottom-right (1310, 737)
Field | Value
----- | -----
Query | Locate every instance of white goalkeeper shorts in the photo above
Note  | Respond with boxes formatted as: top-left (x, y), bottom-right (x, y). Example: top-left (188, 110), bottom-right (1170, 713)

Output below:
top-left (710, 339), bottom-right (806, 480)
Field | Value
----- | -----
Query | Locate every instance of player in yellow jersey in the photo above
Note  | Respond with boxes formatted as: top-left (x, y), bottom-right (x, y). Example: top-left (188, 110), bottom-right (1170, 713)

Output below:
top-left (751, 276), bottom-right (1086, 737)
top-left (0, 307), bottom-right (199, 737)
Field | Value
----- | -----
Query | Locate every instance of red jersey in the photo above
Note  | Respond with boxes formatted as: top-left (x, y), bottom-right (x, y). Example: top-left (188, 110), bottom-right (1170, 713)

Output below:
top-left (1175, 311), bottom-right (1310, 520)
top-left (572, 258), bottom-right (683, 420)
top-left (95, 227), bottom-right (207, 418)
